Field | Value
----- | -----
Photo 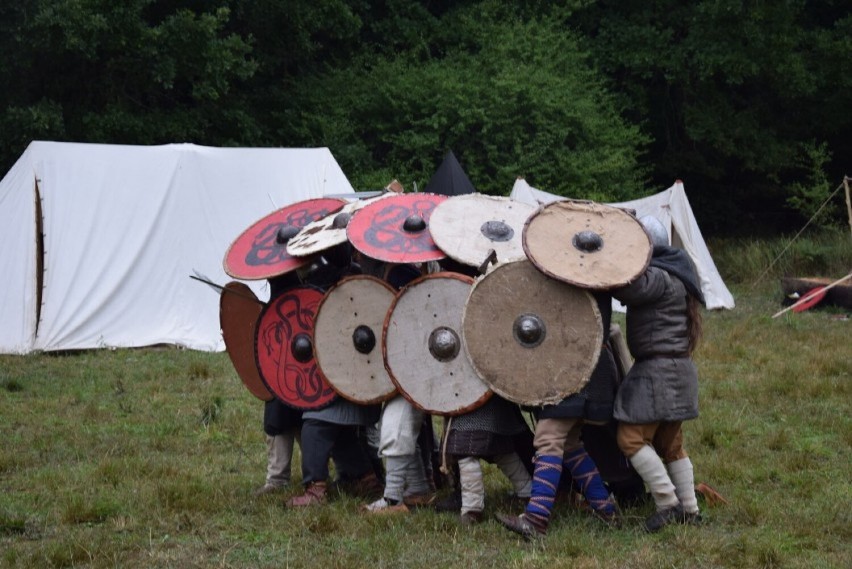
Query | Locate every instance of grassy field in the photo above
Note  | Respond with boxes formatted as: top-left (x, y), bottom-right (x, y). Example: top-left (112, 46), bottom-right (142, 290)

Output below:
top-left (1, 236), bottom-right (850, 568)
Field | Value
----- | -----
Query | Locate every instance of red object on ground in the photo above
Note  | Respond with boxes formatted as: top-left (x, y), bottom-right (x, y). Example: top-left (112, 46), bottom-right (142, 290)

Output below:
top-left (791, 287), bottom-right (828, 312)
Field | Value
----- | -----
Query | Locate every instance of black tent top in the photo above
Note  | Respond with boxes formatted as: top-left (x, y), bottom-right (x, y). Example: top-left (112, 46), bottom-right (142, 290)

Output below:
top-left (423, 150), bottom-right (476, 196)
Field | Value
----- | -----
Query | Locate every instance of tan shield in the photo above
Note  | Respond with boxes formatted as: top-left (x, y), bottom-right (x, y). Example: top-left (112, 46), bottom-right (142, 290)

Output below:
top-left (219, 282), bottom-right (273, 401)
top-left (523, 200), bottom-right (651, 289)
top-left (463, 260), bottom-right (602, 406)
top-left (313, 275), bottom-right (398, 404)
top-left (430, 194), bottom-right (536, 267)
top-left (286, 193), bottom-right (394, 258)
top-left (383, 273), bottom-right (491, 416)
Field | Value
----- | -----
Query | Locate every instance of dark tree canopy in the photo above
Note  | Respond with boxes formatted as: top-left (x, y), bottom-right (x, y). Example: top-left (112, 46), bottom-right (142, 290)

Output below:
top-left (0, 0), bottom-right (848, 233)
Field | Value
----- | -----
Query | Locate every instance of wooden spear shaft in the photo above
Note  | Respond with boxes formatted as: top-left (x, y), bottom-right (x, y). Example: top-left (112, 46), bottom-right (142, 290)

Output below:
top-left (771, 271), bottom-right (852, 318)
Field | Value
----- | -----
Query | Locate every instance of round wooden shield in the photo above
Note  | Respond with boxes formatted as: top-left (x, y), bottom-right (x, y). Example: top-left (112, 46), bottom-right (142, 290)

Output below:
top-left (223, 198), bottom-right (346, 280)
top-left (430, 194), bottom-right (536, 267)
top-left (219, 282), bottom-right (273, 401)
top-left (255, 285), bottom-right (337, 410)
top-left (383, 272), bottom-right (491, 416)
top-left (286, 193), bottom-right (394, 258)
top-left (347, 193), bottom-right (448, 263)
top-left (523, 200), bottom-right (651, 289)
top-left (314, 275), bottom-right (398, 404)
top-left (463, 260), bottom-right (603, 406)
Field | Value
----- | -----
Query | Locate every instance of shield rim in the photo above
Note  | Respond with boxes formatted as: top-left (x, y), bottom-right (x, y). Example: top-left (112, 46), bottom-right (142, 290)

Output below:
top-left (522, 200), bottom-right (652, 290)
top-left (314, 274), bottom-right (399, 405)
top-left (462, 259), bottom-right (603, 406)
top-left (346, 192), bottom-right (448, 264)
top-left (253, 283), bottom-right (338, 411)
top-left (382, 271), bottom-right (492, 416)
top-left (223, 197), bottom-right (347, 280)
top-left (430, 193), bottom-right (536, 267)
top-left (220, 281), bottom-right (273, 401)
top-left (285, 193), bottom-right (395, 258)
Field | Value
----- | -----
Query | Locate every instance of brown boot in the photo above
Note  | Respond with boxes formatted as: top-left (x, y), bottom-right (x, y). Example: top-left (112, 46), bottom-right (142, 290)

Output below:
top-left (350, 472), bottom-right (384, 499)
top-left (286, 482), bottom-right (327, 507)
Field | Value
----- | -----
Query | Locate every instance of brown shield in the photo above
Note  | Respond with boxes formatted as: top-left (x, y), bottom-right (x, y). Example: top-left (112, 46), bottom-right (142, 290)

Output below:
top-left (347, 193), bottom-right (448, 263)
top-left (223, 198), bottom-right (346, 280)
top-left (430, 194), bottom-right (536, 267)
top-left (255, 285), bottom-right (337, 410)
top-left (313, 275), bottom-right (398, 404)
top-left (523, 200), bottom-right (651, 289)
top-left (219, 282), bottom-right (272, 401)
top-left (383, 272), bottom-right (491, 416)
top-left (463, 260), bottom-right (602, 406)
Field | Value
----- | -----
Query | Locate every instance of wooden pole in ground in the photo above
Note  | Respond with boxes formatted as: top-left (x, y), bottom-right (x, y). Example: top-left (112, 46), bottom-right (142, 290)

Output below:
top-left (844, 176), bottom-right (852, 238)
top-left (772, 271), bottom-right (852, 318)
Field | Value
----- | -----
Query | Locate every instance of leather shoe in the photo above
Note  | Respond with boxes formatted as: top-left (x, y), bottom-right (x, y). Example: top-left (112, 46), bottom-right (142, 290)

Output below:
top-left (644, 503), bottom-right (684, 533)
top-left (495, 513), bottom-right (545, 540)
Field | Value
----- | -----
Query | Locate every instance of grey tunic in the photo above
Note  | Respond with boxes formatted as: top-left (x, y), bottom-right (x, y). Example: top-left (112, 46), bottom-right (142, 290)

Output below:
top-left (612, 266), bottom-right (699, 423)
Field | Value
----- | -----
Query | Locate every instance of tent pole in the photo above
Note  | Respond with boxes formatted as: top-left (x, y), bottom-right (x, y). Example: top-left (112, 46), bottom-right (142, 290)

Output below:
top-left (844, 176), bottom-right (851, 238)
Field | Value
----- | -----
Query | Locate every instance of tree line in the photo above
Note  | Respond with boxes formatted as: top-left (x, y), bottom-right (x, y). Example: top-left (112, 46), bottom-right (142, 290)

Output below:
top-left (1, 1), bottom-right (848, 234)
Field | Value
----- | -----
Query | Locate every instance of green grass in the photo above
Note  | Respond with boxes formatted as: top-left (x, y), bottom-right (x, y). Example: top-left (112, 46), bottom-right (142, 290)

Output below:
top-left (1, 237), bottom-right (850, 568)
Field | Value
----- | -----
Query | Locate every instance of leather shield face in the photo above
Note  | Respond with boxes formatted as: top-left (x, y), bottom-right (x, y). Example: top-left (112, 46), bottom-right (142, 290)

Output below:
top-left (383, 273), bottom-right (491, 416)
top-left (463, 260), bottom-right (602, 406)
top-left (313, 275), bottom-right (398, 404)
top-left (523, 200), bottom-right (651, 289)
top-left (430, 193), bottom-right (536, 268)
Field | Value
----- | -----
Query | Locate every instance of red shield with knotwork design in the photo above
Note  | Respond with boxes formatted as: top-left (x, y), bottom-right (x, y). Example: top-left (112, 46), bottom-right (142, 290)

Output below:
top-left (254, 285), bottom-right (337, 410)
top-left (224, 198), bottom-right (346, 280)
top-left (347, 193), bottom-right (447, 263)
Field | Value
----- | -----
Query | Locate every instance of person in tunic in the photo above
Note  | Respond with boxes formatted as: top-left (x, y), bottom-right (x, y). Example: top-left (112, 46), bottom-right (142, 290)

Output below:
top-left (441, 395), bottom-right (534, 524)
top-left (286, 244), bottom-right (384, 507)
top-left (360, 259), bottom-right (436, 513)
top-left (611, 215), bottom-right (705, 533)
top-left (497, 292), bottom-right (621, 539)
top-left (254, 271), bottom-right (303, 496)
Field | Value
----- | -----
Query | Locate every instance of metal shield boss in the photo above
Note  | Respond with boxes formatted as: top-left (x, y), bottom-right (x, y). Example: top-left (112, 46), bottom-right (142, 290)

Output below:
top-left (523, 200), bottom-right (651, 289)
top-left (313, 275), bottom-right (398, 404)
top-left (219, 281), bottom-right (273, 401)
top-left (463, 260), bottom-right (603, 406)
top-left (286, 193), bottom-right (394, 258)
top-left (255, 285), bottom-right (337, 410)
top-left (383, 273), bottom-right (491, 416)
top-left (223, 198), bottom-right (347, 280)
top-left (430, 194), bottom-right (536, 267)
top-left (347, 193), bottom-right (448, 263)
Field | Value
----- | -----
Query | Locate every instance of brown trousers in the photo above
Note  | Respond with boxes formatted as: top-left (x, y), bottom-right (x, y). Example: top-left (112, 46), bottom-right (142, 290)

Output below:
top-left (533, 418), bottom-right (584, 457)
top-left (616, 421), bottom-right (688, 463)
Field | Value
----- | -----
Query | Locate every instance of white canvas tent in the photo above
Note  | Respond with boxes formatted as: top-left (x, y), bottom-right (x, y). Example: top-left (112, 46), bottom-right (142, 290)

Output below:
top-left (510, 178), bottom-right (735, 310)
top-left (0, 141), bottom-right (355, 354)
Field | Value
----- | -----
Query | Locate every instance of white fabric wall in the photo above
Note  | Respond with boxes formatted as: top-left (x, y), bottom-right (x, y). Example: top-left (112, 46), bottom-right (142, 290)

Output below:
top-left (0, 154), bottom-right (38, 353)
top-left (0, 141), bottom-right (354, 353)
top-left (510, 178), bottom-right (735, 310)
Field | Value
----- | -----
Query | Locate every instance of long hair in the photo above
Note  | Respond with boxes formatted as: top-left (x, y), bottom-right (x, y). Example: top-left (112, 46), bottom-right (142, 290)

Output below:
top-left (686, 294), bottom-right (703, 355)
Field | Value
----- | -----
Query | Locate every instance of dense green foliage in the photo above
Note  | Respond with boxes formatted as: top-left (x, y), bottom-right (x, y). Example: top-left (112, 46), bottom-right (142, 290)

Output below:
top-left (1, 1), bottom-right (849, 232)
